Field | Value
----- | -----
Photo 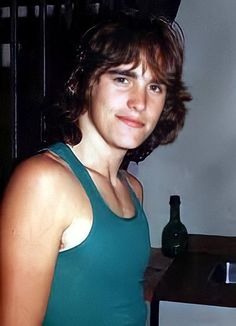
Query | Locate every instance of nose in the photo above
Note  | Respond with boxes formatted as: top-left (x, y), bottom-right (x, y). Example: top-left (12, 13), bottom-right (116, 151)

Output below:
top-left (127, 87), bottom-right (146, 112)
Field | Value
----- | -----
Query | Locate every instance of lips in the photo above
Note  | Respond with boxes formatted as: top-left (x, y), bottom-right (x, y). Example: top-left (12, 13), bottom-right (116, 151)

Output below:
top-left (116, 115), bottom-right (145, 128)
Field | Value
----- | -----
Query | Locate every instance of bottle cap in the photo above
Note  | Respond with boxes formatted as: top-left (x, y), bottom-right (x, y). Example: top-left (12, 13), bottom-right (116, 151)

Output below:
top-left (169, 195), bottom-right (181, 205)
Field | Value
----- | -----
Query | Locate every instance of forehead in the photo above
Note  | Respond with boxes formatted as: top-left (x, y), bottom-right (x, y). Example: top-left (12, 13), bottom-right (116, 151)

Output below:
top-left (107, 61), bottom-right (158, 81)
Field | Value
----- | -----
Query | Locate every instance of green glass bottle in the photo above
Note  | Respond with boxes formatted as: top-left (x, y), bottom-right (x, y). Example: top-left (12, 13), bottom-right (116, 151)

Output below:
top-left (161, 195), bottom-right (188, 257)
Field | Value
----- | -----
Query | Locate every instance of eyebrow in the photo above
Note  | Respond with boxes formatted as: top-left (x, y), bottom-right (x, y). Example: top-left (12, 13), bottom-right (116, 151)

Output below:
top-left (107, 68), bottom-right (161, 84)
top-left (107, 68), bottom-right (137, 79)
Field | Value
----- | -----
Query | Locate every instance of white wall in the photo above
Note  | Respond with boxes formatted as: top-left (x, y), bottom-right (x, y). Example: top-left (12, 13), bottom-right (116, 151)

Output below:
top-left (159, 301), bottom-right (236, 326)
top-left (138, 0), bottom-right (236, 248)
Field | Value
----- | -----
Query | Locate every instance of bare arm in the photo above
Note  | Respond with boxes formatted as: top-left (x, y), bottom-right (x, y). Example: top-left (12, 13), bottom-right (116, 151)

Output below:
top-left (0, 156), bottom-right (69, 325)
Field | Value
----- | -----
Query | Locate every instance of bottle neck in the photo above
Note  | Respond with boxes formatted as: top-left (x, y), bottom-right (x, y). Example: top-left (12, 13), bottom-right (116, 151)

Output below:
top-left (170, 204), bottom-right (180, 222)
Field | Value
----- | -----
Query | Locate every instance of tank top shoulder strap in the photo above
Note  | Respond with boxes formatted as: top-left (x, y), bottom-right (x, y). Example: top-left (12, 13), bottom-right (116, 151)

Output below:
top-left (47, 142), bottom-right (98, 197)
top-left (119, 170), bottom-right (143, 213)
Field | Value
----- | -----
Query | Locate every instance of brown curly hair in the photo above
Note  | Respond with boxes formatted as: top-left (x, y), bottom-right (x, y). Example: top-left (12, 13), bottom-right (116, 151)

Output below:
top-left (52, 13), bottom-right (191, 165)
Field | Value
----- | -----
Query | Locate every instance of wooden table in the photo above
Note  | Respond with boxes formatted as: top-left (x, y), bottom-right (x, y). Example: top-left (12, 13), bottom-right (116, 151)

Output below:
top-left (145, 235), bottom-right (236, 326)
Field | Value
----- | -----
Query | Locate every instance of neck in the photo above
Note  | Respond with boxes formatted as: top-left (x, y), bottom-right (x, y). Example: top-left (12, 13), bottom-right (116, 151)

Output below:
top-left (78, 145), bottom-right (124, 175)
top-left (69, 139), bottom-right (127, 182)
top-left (72, 112), bottom-right (128, 181)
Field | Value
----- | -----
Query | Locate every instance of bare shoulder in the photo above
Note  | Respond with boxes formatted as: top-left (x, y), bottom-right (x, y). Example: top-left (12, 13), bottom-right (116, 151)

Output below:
top-left (123, 170), bottom-right (144, 204)
top-left (1, 152), bottom-right (77, 230)
top-left (3, 153), bottom-right (67, 203)
top-left (5, 151), bottom-right (71, 187)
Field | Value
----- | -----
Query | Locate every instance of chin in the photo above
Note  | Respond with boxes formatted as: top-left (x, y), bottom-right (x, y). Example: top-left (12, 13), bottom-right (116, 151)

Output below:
top-left (121, 141), bottom-right (144, 150)
top-left (116, 135), bottom-right (148, 151)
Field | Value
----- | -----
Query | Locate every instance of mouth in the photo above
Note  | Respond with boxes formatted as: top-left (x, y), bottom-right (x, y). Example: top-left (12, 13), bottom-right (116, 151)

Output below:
top-left (116, 115), bottom-right (145, 128)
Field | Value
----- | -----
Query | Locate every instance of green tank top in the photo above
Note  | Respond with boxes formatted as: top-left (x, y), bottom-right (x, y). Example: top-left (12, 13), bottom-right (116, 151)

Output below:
top-left (43, 142), bottom-right (150, 326)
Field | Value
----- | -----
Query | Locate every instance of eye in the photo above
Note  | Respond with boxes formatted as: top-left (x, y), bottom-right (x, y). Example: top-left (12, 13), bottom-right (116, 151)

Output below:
top-left (148, 83), bottom-right (162, 94)
top-left (114, 76), bottom-right (129, 85)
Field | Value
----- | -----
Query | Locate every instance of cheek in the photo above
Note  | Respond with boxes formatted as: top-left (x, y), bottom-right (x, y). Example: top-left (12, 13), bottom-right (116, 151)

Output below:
top-left (150, 104), bottom-right (165, 124)
top-left (146, 102), bottom-right (165, 134)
